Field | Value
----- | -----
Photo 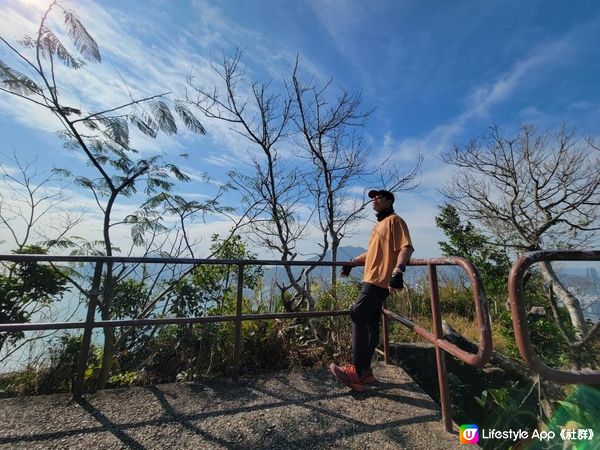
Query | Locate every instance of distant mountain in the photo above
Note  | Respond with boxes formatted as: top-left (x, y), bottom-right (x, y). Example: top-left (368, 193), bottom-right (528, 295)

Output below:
top-left (261, 246), bottom-right (437, 288)
top-left (261, 246), bottom-right (367, 288)
top-left (261, 250), bottom-right (600, 297)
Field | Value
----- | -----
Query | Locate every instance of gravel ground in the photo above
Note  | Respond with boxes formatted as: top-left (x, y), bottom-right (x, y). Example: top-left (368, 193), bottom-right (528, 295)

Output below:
top-left (0, 362), bottom-right (463, 449)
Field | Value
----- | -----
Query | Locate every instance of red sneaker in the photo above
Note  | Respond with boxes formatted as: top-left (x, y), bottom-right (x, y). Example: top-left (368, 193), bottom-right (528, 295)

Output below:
top-left (361, 369), bottom-right (377, 385)
top-left (329, 363), bottom-right (365, 392)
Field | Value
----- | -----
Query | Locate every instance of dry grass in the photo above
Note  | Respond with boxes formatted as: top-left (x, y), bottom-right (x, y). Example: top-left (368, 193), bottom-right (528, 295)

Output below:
top-left (388, 312), bottom-right (511, 353)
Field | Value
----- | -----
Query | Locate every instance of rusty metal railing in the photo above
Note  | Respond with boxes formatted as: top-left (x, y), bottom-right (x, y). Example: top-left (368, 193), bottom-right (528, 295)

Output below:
top-left (4, 252), bottom-right (598, 431)
top-left (0, 253), bottom-right (494, 433)
top-left (0, 255), bottom-right (351, 395)
top-left (381, 257), bottom-right (493, 432)
top-left (508, 250), bottom-right (600, 385)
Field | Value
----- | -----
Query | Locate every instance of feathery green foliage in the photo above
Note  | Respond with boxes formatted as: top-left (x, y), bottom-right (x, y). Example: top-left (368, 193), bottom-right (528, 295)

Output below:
top-left (0, 246), bottom-right (69, 353)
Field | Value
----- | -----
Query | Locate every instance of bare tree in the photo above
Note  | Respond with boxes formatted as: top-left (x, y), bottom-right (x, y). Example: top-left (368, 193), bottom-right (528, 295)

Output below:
top-left (0, 151), bottom-right (84, 252)
top-left (186, 51), bottom-right (319, 312)
top-left (442, 123), bottom-right (600, 341)
top-left (290, 61), bottom-right (422, 284)
top-left (187, 51), bottom-right (423, 316)
top-left (0, 152), bottom-right (79, 356)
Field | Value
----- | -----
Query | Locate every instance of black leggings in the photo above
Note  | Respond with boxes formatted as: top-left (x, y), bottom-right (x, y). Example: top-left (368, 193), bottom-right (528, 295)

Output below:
top-left (349, 283), bottom-right (389, 377)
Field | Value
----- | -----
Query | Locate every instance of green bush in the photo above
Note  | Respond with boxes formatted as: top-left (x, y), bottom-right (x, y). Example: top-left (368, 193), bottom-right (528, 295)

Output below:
top-left (496, 309), bottom-right (572, 369)
top-left (537, 385), bottom-right (600, 449)
top-left (438, 285), bottom-right (475, 319)
top-left (38, 334), bottom-right (102, 394)
top-left (0, 367), bottom-right (43, 397)
top-left (107, 371), bottom-right (139, 388)
top-left (313, 281), bottom-right (357, 361)
top-left (0, 334), bottom-right (102, 396)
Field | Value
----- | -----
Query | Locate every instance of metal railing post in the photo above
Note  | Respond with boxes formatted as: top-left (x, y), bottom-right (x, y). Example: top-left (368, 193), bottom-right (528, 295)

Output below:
top-left (232, 264), bottom-right (244, 381)
top-left (73, 261), bottom-right (103, 396)
top-left (428, 264), bottom-right (453, 432)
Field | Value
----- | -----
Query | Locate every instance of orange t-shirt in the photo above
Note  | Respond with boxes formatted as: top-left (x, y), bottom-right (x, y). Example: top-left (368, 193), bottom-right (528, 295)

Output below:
top-left (363, 214), bottom-right (413, 288)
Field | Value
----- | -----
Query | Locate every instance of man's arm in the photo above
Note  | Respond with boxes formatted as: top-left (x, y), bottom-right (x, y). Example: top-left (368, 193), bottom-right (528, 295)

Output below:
top-left (353, 252), bottom-right (368, 264)
top-left (394, 246), bottom-right (413, 271)
top-left (389, 245), bottom-right (413, 293)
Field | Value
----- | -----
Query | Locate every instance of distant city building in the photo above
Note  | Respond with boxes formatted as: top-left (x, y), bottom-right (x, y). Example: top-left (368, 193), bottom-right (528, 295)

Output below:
top-left (586, 268), bottom-right (600, 291)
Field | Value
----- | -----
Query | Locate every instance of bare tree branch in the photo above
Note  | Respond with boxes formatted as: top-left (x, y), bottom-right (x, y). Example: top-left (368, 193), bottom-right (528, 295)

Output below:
top-left (442, 123), bottom-right (600, 338)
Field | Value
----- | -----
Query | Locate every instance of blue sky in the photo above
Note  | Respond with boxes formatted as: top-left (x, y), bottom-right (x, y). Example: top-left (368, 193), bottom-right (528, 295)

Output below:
top-left (1, 0), bottom-right (600, 259)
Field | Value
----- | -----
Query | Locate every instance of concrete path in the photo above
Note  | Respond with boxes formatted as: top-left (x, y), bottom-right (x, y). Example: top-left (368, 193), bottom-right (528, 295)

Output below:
top-left (0, 362), bottom-right (463, 449)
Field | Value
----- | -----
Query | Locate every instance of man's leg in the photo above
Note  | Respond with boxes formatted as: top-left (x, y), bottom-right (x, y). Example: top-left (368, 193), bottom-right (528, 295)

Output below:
top-left (349, 283), bottom-right (384, 378)
top-left (364, 313), bottom-right (382, 373)
top-left (329, 285), bottom-right (370, 391)
top-left (364, 287), bottom-right (389, 373)
top-left (349, 284), bottom-right (370, 378)
top-left (351, 318), bottom-right (369, 378)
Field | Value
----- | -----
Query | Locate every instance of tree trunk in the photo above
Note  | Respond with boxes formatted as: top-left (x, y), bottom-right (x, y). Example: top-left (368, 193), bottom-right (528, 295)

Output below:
top-left (442, 321), bottom-right (534, 377)
top-left (331, 244), bottom-right (338, 286)
top-left (539, 261), bottom-right (586, 339)
top-left (97, 326), bottom-right (115, 390)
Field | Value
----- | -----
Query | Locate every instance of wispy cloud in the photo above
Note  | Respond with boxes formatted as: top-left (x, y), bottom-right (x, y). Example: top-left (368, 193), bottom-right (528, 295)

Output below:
top-left (0, 1), bottom-right (221, 159)
top-left (305, 0), bottom-right (363, 62)
top-left (464, 42), bottom-right (570, 123)
top-left (374, 21), bottom-right (586, 171)
top-left (0, 0), bottom-right (338, 174)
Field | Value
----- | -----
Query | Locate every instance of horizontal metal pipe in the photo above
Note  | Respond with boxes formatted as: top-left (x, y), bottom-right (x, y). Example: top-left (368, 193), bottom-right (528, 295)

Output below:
top-left (0, 254), bottom-right (362, 267)
top-left (383, 309), bottom-right (483, 366)
top-left (0, 310), bottom-right (351, 332)
top-left (1, 254), bottom-right (493, 367)
top-left (0, 254), bottom-right (492, 267)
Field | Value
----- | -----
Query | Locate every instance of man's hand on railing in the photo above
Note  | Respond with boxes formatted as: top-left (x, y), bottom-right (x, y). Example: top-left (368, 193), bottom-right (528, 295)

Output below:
top-left (388, 270), bottom-right (404, 294)
top-left (340, 264), bottom-right (353, 277)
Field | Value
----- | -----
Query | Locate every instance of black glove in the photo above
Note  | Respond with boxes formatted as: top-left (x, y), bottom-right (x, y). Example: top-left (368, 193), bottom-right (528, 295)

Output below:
top-left (389, 271), bottom-right (404, 289)
top-left (340, 265), bottom-right (353, 276)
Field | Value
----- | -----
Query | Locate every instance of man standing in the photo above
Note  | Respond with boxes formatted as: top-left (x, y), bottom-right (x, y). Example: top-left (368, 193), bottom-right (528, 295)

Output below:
top-left (330, 189), bottom-right (413, 392)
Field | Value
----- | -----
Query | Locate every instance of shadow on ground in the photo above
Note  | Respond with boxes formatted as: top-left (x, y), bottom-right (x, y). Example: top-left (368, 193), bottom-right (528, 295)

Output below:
top-left (0, 362), bottom-right (461, 449)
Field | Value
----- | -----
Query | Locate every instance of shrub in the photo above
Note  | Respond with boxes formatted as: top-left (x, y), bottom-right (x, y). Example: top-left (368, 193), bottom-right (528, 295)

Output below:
top-left (107, 371), bottom-right (139, 388)
top-left (0, 367), bottom-right (43, 397)
top-left (37, 334), bottom-right (102, 394)
top-left (0, 334), bottom-right (102, 396)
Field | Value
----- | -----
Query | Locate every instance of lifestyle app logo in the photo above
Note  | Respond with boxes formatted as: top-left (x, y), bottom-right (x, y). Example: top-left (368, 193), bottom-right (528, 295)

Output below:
top-left (460, 424), bottom-right (479, 444)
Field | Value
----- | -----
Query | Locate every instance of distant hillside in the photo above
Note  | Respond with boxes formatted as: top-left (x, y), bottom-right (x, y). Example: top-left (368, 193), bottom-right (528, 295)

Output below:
top-left (262, 250), bottom-right (600, 296)
top-left (555, 267), bottom-right (600, 296)
top-left (261, 246), bottom-right (366, 288)
top-left (261, 246), bottom-right (439, 288)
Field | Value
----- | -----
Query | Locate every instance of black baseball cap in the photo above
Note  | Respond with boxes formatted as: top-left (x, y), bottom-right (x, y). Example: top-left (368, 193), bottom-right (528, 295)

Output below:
top-left (368, 189), bottom-right (395, 203)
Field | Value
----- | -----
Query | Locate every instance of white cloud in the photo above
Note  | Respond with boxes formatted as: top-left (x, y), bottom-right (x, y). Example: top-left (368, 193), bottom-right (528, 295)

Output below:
top-left (463, 40), bottom-right (570, 122)
top-left (0, 96), bottom-right (61, 134)
top-left (305, 0), bottom-right (363, 64)
top-left (1, 0), bottom-right (336, 179)
top-left (1, 1), bottom-right (206, 154)
top-left (372, 24), bottom-right (581, 181)
top-left (4, 0), bottom-right (597, 267)
top-left (359, 35), bottom-right (579, 258)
